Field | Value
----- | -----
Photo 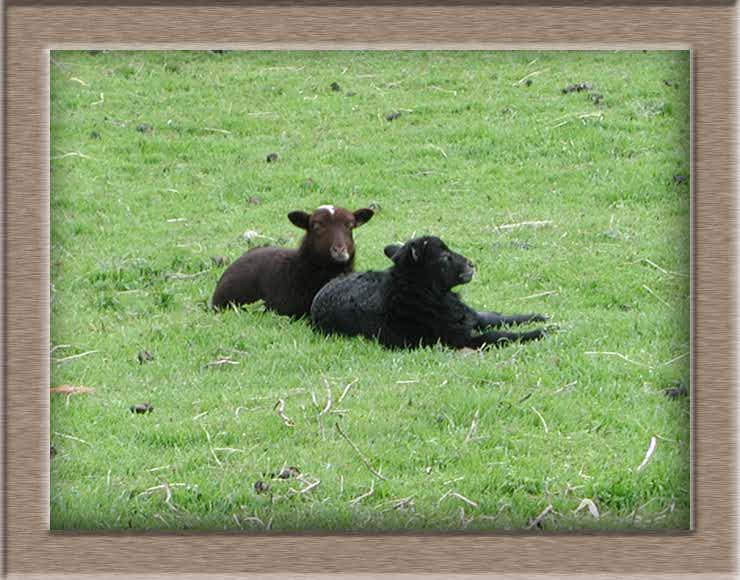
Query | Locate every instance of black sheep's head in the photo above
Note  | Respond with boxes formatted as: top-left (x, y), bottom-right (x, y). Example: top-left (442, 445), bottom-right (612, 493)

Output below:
top-left (288, 205), bottom-right (374, 265)
top-left (386, 236), bottom-right (476, 289)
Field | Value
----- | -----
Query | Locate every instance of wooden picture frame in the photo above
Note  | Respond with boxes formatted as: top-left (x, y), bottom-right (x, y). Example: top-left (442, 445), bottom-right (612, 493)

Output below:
top-left (5, 1), bottom-right (734, 578)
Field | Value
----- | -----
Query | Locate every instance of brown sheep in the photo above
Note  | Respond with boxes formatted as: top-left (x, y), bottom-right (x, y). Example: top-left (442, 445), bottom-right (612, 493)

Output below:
top-left (211, 205), bottom-right (374, 318)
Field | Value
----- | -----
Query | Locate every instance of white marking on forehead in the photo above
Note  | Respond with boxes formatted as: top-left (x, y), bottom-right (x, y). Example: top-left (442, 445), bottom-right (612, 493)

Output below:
top-left (316, 204), bottom-right (335, 215)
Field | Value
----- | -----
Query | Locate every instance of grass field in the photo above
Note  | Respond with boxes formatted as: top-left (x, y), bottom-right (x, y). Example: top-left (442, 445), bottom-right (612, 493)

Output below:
top-left (50, 50), bottom-right (690, 531)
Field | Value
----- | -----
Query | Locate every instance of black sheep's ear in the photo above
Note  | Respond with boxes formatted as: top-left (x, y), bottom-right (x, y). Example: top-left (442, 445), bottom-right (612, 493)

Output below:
top-left (288, 211), bottom-right (311, 230)
top-left (392, 242), bottom-right (419, 264)
top-left (353, 208), bottom-right (374, 227)
top-left (384, 244), bottom-right (403, 261)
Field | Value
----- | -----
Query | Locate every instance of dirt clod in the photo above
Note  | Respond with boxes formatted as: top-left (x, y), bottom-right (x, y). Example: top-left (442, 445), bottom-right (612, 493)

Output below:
top-left (561, 82), bottom-right (593, 94)
top-left (664, 381), bottom-right (688, 399)
top-left (137, 350), bottom-right (154, 364)
top-left (254, 480), bottom-right (271, 493)
top-left (130, 403), bottom-right (154, 414)
top-left (276, 466), bottom-right (301, 479)
top-left (266, 152), bottom-right (279, 163)
top-left (136, 123), bottom-right (153, 134)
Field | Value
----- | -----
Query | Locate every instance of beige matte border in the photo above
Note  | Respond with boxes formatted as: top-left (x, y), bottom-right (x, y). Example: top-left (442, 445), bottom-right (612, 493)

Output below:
top-left (5, 4), bottom-right (734, 578)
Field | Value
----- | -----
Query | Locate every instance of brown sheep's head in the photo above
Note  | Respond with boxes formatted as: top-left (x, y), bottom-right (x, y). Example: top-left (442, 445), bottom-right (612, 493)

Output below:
top-left (288, 205), bottom-right (374, 265)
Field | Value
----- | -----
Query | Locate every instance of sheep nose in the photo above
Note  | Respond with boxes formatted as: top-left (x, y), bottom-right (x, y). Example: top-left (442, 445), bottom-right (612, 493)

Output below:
top-left (330, 246), bottom-right (351, 263)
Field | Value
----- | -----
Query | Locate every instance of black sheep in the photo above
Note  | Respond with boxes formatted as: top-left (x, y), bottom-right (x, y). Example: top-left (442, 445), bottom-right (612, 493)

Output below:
top-left (212, 205), bottom-right (374, 317)
top-left (310, 236), bottom-right (550, 349)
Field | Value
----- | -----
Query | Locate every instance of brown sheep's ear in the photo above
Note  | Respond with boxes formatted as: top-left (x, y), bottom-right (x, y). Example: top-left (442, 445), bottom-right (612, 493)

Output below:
top-left (288, 211), bottom-right (310, 230)
top-left (384, 244), bottom-right (402, 261)
top-left (353, 208), bottom-right (374, 227)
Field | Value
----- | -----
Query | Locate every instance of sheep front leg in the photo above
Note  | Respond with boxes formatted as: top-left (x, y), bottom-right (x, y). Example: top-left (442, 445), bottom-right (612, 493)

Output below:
top-left (475, 311), bottom-right (548, 329)
top-left (468, 327), bottom-right (548, 349)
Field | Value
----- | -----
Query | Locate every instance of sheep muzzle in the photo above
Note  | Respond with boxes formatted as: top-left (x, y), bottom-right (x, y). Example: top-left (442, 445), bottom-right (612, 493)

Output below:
top-left (330, 246), bottom-right (351, 264)
top-left (459, 265), bottom-right (475, 283)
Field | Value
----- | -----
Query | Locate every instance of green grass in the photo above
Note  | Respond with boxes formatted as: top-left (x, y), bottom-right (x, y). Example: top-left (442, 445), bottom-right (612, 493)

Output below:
top-left (50, 50), bottom-right (690, 531)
